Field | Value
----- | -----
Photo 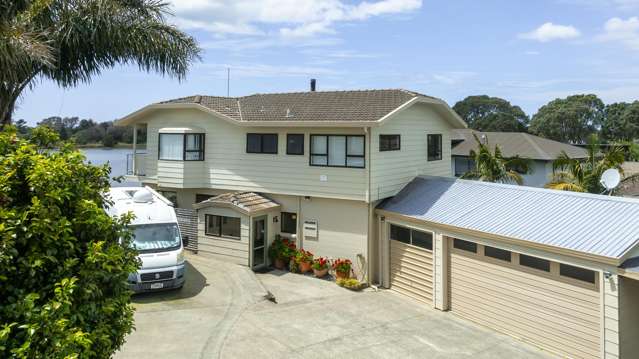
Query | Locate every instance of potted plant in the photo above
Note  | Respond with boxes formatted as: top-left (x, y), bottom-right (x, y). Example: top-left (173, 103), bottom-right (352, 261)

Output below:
top-left (312, 257), bottom-right (329, 278)
top-left (336, 278), bottom-right (365, 291)
top-left (268, 236), bottom-right (295, 270)
top-left (295, 249), bottom-right (314, 273)
top-left (332, 258), bottom-right (352, 280)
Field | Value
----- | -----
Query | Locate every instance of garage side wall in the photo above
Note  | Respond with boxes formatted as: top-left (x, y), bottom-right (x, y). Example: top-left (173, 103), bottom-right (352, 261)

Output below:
top-left (617, 277), bottom-right (639, 359)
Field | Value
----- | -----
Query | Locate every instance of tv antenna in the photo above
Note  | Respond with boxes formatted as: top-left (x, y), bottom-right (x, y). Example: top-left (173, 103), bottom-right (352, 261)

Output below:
top-left (600, 168), bottom-right (621, 195)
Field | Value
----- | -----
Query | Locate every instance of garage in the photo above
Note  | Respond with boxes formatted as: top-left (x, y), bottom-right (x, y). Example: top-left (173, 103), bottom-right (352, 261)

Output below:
top-left (389, 223), bottom-right (434, 304)
top-left (448, 237), bottom-right (601, 359)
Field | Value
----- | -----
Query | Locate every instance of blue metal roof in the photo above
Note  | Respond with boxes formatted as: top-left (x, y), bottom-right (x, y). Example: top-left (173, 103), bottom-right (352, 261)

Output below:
top-left (377, 176), bottom-right (639, 260)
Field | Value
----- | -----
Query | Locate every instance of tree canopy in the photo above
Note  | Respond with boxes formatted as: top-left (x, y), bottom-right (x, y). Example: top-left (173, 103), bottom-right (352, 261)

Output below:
top-left (600, 101), bottom-right (639, 141)
top-left (452, 95), bottom-right (529, 132)
top-left (0, 126), bottom-right (140, 357)
top-left (0, 0), bottom-right (201, 126)
top-left (528, 94), bottom-right (605, 144)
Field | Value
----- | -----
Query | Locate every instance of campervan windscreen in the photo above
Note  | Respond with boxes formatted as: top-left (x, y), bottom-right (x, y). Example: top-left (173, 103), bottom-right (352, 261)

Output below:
top-left (131, 223), bottom-right (181, 253)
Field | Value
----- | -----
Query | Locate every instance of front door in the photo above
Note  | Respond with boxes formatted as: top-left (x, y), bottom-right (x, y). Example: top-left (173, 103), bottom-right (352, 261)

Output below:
top-left (252, 216), bottom-right (267, 269)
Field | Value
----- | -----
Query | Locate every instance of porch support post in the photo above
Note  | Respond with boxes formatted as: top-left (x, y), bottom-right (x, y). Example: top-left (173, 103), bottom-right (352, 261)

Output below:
top-left (132, 124), bottom-right (138, 174)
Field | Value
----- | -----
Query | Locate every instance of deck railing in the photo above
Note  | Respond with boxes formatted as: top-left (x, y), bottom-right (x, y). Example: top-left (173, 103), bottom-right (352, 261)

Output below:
top-left (126, 152), bottom-right (147, 176)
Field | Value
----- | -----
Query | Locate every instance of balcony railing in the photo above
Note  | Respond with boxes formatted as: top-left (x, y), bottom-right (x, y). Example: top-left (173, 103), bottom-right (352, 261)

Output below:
top-left (126, 152), bottom-right (147, 176)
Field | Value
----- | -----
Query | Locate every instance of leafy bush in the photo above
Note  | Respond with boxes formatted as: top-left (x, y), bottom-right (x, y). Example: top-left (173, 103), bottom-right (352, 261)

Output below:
top-left (268, 236), bottom-right (297, 261)
top-left (294, 249), bottom-right (313, 264)
top-left (0, 126), bottom-right (140, 357)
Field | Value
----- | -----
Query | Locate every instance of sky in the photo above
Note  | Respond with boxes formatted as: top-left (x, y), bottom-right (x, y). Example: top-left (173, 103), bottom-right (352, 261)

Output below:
top-left (14, 0), bottom-right (639, 125)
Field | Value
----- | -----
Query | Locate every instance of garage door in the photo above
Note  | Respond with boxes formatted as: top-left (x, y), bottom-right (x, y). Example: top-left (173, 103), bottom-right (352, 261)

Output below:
top-left (389, 224), bottom-right (433, 304)
top-left (449, 238), bottom-right (601, 359)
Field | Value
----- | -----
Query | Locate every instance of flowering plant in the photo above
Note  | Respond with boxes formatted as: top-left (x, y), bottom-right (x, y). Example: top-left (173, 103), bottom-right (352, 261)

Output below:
top-left (295, 249), bottom-right (313, 264)
top-left (312, 257), bottom-right (329, 270)
top-left (332, 258), bottom-right (352, 274)
top-left (268, 237), bottom-right (297, 261)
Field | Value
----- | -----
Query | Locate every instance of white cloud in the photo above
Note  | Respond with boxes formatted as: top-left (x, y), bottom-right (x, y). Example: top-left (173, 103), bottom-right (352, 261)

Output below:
top-left (196, 62), bottom-right (341, 78)
top-left (519, 22), bottom-right (581, 42)
top-left (524, 50), bottom-right (541, 55)
top-left (168, 0), bottom-right (422, 38)
top-left (432, 71), bottom-right (477, 85)
top-left (561, 0), bottom-right (639, 11)
top-left (596, 17), bottom-right (639, 50)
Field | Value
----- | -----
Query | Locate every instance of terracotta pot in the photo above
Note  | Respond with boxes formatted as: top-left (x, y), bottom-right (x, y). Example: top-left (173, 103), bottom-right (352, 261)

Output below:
top-left (335, 270), bottom-right (350, 280)
top-left (300, 261), bottom-right (312, 273)
top-left (313, 267), bottom-right (328, 278)
top-left (274, 258), bottom-right (286, 270)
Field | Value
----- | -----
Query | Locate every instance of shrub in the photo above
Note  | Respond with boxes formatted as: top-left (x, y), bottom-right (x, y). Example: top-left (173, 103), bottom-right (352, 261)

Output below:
top-left (332, 258), bottom-right (352, 274)
top-left (0, 126), bottom-right (140, 358)
top-left (268, 237), bottom-right (297, 261)
top-left (312, 257), bottom-right (329, 271)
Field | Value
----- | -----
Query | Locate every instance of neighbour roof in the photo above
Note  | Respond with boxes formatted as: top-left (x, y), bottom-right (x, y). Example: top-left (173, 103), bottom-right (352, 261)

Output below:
top-left (159, 89), bottom-right (430, 122)
top-left (377, 176), bottom-right (639, 260)
top-left (621, 257), bottom-right (639, 273)
top-left (193, 192), bottom-right (280, 215)
top-left (451, 129), bottom-right (588, 160)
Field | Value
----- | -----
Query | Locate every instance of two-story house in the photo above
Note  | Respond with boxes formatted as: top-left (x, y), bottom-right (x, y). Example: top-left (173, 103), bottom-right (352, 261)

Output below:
top-left (118, 88), bottom-right (639, 359)
top-left (117, 89), bottom-right (466, 281)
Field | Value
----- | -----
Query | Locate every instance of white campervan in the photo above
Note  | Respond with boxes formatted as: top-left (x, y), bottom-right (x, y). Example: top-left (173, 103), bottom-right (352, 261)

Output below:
top-left (108, 186), bottom-right (186, 293)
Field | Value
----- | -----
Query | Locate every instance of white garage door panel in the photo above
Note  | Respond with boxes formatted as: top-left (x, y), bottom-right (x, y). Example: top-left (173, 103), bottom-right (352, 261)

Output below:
top-left (390, 241), bottom-right (433, 304)
top-left (450, 248), bottom-right (600, 359)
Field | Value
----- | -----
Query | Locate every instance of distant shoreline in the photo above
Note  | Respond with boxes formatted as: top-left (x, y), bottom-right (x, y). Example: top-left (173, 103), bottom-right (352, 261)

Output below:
top-left (77, 143), bottom-right (147, 150)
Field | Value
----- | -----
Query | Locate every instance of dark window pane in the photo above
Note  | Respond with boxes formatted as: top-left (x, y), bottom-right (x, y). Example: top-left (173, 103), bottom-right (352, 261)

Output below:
top-left (196, 194), bottom-right (214, 203)
top-left (247, 134), bottom-right (261, 153)
top-left (428, 134), bottom-right (442, 161)
top-left (453, 238), bottom-right (477, 253)
top-left (262, 134), bottom-right (278, 153)
top-left (281, 212), bottom-right (297, 234)
top-left (484, 246), bottom-right (511, 262)
top-left (287, 134), bottom-right (304, 155)
top-left (221, 217), bottom-right (241, 239)
top-left (519, 254), bottom-right (550, 272)
top-left (205, 215), bottom-right (221, 236)
top-left (380, 135), bottom-right (400, 151)
top-left (560, 264), bottom-right (596, 284)
top-left (411, 230), bottom-right (433, 250)
top-left (159, 191), bottom-right (178, 207)
top-left (390, 224), bottom-right (410, 244)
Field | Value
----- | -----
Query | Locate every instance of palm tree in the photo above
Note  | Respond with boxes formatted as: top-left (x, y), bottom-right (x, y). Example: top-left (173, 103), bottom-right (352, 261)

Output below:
top-left (0, 0), bottom-right (201, 127)
top-left (461, 133), bottom-right (531, 185)
top-left (546, 134), bottom-right (626, 193)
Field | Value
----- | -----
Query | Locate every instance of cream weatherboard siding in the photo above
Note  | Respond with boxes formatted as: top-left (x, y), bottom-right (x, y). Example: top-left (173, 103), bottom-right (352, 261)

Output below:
top-left (389, 240), bottom-right (433, 304)
top-left (370, 103), bottom-right (454, 201)
top-left (448, 239), bottom-right (601, 359)
top-left (142, 108), bottom-right (367, 201)
top-left (196, 206), bottom-right (249, 265)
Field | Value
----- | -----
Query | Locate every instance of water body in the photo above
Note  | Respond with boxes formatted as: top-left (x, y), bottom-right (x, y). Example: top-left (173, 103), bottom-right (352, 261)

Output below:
top-left (81, 147), bottom-right (140, 186)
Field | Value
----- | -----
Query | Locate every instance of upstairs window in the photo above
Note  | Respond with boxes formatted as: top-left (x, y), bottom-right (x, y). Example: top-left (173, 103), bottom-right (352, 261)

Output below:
top-left (560, 263), bottom-right (596, 284)
top-left (310, 135), bottom-right (365, 168)
top-left (286, 134), bottom-right (304, 155)
top-left (380, 134), bottom-right (401, 151)
top-left (159, 133), bottom-right (204, 161)
top-left (427, 134), bottom-right (442, 161)
top-left (280, 212), bottom-right (297, 234)
top-left (247, 133), bottom-right (278, 154)
top-left (453, 238), bottom-right (477, 253)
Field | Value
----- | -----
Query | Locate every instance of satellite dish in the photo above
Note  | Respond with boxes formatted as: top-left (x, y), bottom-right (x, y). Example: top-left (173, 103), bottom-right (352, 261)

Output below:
top-left (600, 168), bottom-right (621, 191)
top-left (132, 189), bottom-right (153, 203)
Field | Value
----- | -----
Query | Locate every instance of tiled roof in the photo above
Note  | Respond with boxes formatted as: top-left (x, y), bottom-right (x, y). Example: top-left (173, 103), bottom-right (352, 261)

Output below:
top-left (378, 176), bottom-right (639, 260)
top-left (452, 129), bottom-right (588, 161)
top-left (159, 89), bottom-right (433, 122)
top-left (193, 192), bottom-right (280, 215)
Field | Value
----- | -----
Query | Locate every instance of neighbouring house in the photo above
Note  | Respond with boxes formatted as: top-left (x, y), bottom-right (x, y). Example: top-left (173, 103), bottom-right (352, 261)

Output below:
top-left (451, 128), bottom-right (588, 187)
top-left (117, 87), bottom-right (639, 359)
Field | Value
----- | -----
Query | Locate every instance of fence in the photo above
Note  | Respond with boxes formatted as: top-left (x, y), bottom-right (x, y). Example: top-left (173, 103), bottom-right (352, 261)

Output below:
top-left (175, 208), bottom-right (198, 253)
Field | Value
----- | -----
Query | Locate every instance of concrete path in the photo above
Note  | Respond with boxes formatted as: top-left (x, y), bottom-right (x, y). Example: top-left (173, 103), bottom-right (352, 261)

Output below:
top-left (116, 254), bottom-right (554, 359)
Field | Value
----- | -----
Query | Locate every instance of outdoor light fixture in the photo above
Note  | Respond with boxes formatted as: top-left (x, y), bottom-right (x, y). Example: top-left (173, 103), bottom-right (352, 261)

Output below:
top-left (604, 271), bottom-right (613, 279)
top-left (273, 216), bottom-right (279, 223)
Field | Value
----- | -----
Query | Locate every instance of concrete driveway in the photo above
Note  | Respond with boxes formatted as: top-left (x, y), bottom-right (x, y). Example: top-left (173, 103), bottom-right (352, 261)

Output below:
top-left (116, 254), bottom-right (553, 359)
